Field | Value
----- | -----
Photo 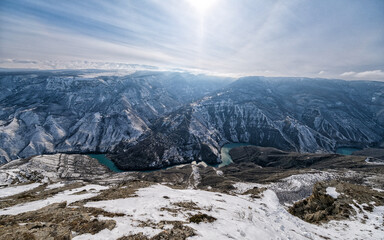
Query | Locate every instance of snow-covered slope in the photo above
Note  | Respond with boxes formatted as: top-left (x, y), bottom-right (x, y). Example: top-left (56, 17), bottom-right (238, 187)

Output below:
top-left (0, 70), bottom-right (231, 163)
top-left (2, 72), bottom-right (384, 169)
top-left (80, 184), bottom-right (384, 240)
top-left (112, 77), bottom-right (384, 170)
top-left (0, 148), bottom-right (383, 239)
top-left (1, 181), bottom-right (383, 239)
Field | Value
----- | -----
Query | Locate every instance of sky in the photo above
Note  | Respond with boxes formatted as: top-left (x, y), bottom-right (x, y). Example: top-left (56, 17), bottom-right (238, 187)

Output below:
top-left (0, 0), bottom-right (383, 80)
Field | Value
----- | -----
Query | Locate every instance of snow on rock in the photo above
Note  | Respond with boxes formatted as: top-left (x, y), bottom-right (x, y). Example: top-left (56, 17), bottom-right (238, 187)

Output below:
top-left (373, 188), bottom-right (384, 192)
top-left (45, 182), bottom-right (66, 190)
top-left (215, 170), bottom-right (223, 176)
top-left (0, 155), bottom-right (63, 185)
top-left (271, 171), bottom-right (336, 192)
top-left (327, 201), bottom-right (384, 239)
top-left (0, 184), bottom-right (108, 216)
top-left (1, 71), bottom-right (229, 164)
top-left (233, 171), bottom-right (337, 198)
top-left (365, 157), bottom-right (384, 165)
top-left (0, 153), bottom-right (112, 186)
top-left (233, 182), bottom-right (266, 194)
top-left (188, 162), bottom-right (201, 189)
top-left (326, 187), bottom-right (340, 199)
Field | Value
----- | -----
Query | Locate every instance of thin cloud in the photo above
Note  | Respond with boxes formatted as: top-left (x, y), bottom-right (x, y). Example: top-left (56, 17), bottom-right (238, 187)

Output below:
top-left (340, 71), bottom-right (357, 77)
top-left (0, 0), bottom-right (383, 80)
top-left (355, 70), bottom-right (384, 79)
top-left (340, 70), bottom-right (384, 80)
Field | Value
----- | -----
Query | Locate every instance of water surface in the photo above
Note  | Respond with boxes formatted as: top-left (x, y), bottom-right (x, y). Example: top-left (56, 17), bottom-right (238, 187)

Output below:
top-left (88, 154), bottom-right (123, 172)
top-left (89, 143), bottom-right (254, 172)
top-left (336, 147), bottom-right (360, 155)
top-left (218, 143), bottom-right (254, 167)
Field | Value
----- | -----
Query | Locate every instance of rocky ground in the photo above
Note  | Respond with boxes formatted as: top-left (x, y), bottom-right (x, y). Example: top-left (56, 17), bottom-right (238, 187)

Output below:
top-left (0, 147), bottom-right (383, 239)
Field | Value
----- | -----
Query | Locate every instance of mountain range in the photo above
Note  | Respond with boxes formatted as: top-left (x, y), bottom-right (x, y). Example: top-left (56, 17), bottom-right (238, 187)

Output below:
top-left (1, 70), bottom-right (383, 169)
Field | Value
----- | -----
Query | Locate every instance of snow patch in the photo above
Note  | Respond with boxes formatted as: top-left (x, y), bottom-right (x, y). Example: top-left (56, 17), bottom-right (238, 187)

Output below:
top-left (326, 187), bottom-right (340, 198)
top-left (365, 157), bottom-right (384, 165)
top-left (0, 183), bottom-right (41, 198)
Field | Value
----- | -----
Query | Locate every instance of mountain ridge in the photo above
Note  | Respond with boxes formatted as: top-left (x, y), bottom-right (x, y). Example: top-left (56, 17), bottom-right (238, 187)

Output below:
top-left (111, 75), bottom-right (384, 170)
top-left (1, 71), bottom-right (383, 169)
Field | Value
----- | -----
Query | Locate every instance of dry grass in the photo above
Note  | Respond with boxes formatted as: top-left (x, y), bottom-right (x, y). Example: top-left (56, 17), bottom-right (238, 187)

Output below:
top-left (189, 213), bottom-right (216, 224)
top-left (0, 182), bottom-right (84, 209)
top-left (0, 201), bottom-right (122, 240)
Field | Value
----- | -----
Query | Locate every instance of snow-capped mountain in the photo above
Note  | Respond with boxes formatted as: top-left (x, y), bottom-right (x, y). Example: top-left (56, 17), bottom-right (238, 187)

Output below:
top-left (0, 70), bottom-right (232, 163)
top-left (111, 76), bottom-right (384, 170)
top-left (1, 71), bottom-right (384, 168)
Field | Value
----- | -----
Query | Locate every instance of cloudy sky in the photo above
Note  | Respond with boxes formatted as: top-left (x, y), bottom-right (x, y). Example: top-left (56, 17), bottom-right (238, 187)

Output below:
top-left (0, 0), bottom-right (383, 80)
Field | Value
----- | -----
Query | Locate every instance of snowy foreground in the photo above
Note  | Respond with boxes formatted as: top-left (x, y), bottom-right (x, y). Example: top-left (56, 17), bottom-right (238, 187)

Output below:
top-left (1, 181), bottom-right (383, 239)
top-left (0, 184), bottom-right (108, 216)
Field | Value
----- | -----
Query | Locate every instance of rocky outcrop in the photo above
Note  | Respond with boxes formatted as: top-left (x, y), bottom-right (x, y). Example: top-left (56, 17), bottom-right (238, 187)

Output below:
top-left (0, 154), bottom-right (112, 185)
top-left (289, 181), bottom-right (384, 223)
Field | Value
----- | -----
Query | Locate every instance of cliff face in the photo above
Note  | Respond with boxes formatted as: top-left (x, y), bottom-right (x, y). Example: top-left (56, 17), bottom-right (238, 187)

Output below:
top-left (112, 77), bottom-right (384, 170)
top-left (1, 72), bottom-right (384, 169)
top-left (0, 70), bottom-right (230, 163)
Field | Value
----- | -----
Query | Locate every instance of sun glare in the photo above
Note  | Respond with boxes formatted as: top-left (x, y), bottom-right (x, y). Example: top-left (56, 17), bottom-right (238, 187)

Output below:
top-left (187, 0), bottom-right (217, 14)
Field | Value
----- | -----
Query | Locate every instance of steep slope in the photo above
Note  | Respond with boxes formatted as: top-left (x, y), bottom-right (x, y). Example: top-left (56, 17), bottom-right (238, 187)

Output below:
top-left (111, 107), bottom-right (223, 170)
top-left (112, 77), bottom-right (384, 170)
top-left (0, 70), bottom-right (231, 163)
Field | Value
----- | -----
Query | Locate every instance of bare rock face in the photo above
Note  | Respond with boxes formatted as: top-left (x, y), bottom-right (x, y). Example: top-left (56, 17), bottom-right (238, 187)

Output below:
top-left (0, 154), bottom-right (112, 185)
top-left (111, 108), bottom-right (222, 170)
top-left (289, 181), bottom-right (384, 223)
top-left (112, 77), bottom-right (384, 170)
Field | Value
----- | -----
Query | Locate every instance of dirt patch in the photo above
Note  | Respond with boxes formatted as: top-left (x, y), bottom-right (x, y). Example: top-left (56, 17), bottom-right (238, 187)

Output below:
top-left (83, 180), bottom-right (152, 202)
top-left (160, 207), bottom-right (179, 214)
top-left (172, 201), bottom-right (201, 211)
top-left (243, 187), bottom-right (267, 198)
top-left (158, 201), bottom-right (202, 215)
top-left (189, 213), bottom-right (216, 224)
top-left (136, 165), bottom-right (193, 189)
top-left (118, 221), bottom-right (195, 240)
top-left (119, 233), bottom-right (149, 240)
